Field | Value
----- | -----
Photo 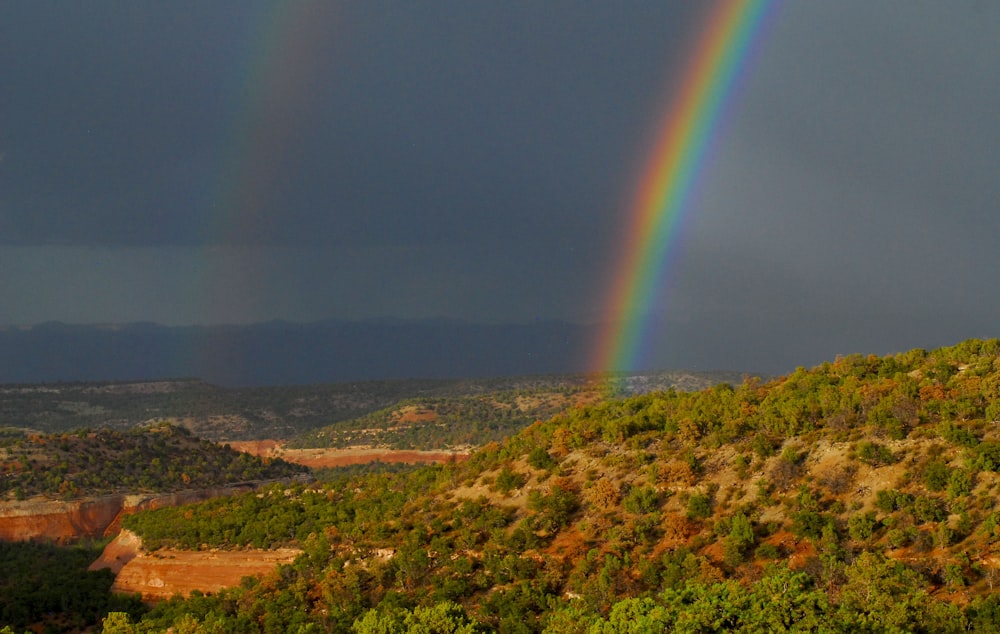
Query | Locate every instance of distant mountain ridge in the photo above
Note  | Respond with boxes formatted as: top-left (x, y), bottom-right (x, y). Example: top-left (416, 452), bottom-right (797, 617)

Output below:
top-left (0, 318), bottom-right (599, 386)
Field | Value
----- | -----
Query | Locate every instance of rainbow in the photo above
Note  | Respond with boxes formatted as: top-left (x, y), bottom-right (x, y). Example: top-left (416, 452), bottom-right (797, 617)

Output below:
top-left (194, 2), bottom-right (340, 323)
top-left (592, 0), bottom-right (777, 375)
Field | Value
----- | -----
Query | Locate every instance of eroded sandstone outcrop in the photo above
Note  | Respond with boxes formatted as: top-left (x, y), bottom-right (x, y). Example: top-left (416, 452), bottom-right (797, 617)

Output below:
top-left (88, 528), bottom-right (143, 574)
top-left (0, 496), bottom-right (124, 542)
top-left (91, 530), bottom-right (301, 600)
top-left (0, 485), bottom-right (260, 542)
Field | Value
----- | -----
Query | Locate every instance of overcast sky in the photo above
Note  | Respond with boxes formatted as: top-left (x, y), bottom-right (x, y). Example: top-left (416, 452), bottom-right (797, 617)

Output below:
top-left (1, 1), bottom-right (998, 374)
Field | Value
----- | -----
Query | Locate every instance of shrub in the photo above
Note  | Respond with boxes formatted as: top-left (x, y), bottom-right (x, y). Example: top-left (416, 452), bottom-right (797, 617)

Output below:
top-left (527, 485), bottom-right (579, 533)
top-left (734, 454), bottom-right (752, 480)
top-left (939, 422), bottom-right (980, 448)
top-left (856, 441), bottom-right (896, 467)
top-left (622, 485), bottom-right (660, 515)
top-left (875, 489), bottom-right (912, 514)
top-left (848, 512), bottom-right (878, 541)
top-left (755, 543), bottom-right (780, 560)
top-left (790, 510), bottom-right (830, 540)
top-left (818, 464), bottom-right (857, 495)
top-left (976, 442), bottom-right (1000, 471)
top-left (944, 563), bottom-right (966, 588)
top-left (912, 496), bottom-right (947, 523)
top-left (586, 478), bottom-right (620, 511)
top-left (751, 434), bottom-right (778, 459)
top-left (769, 453), bottom-right (803, 492)
top-left (527, 446), bottom-right (557, 471)
top-left (723, 513), bottom-right (755, 566)
top-left (923, 460), bottom-right (950, 492)
top-left (493, 467), bottom-right (526, 495)
top-left (687, 493), bottom-right (713, 519)
top-left (947, 469), bottom-right (974, 499)
top-left (886, 527), bottom-right (915, 548)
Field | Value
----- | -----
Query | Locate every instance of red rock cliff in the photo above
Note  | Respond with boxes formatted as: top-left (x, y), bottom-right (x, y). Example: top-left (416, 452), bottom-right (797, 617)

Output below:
top-left (0, 485), bottom-right (258, 543)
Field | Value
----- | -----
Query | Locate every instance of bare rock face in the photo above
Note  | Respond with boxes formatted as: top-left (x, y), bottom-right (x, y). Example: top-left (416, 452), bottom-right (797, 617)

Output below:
top-left (0, 485), bottom-right (260, 543)
top-left (0, 496), bottom-right (125, 542)
top-left (88, 529), bottom-right (143, 574)
top-left (92, 531), bottom-right (301, 600)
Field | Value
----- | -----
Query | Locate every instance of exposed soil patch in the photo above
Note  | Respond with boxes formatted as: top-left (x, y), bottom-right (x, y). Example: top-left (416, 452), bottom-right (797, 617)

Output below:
top-left (0, 497), bottom-right (122, 543)
top-left (279, 448), bottom-right (469, 468)
top-left (395, 405), bottom-right (438, 423)
top-left (228, 440), bottom-right (469, 468)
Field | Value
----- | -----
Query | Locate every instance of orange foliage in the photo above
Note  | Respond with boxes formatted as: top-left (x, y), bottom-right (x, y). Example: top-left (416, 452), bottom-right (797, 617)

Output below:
top-left (657, 460), bottom-right (699, 486)
top-left (586, 479), bottom-right (620, 510)
top-left (920, 385), bottom-right (956, 401)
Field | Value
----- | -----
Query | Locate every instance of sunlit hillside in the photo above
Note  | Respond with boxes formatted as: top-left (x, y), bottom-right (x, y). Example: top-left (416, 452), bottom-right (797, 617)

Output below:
top-left (100, 338), bottom-right (1000, 632)
top-left (0, 423), bottom-right (307, 500)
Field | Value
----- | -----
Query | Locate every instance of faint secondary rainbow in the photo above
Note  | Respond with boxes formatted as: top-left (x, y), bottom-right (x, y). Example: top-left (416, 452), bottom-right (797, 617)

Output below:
top-left (195, 2), bottom-right (340, 323)
top-left (592, 0), bottom-right (777, 376)
top-left (181, 2), bottom-right (339, 377)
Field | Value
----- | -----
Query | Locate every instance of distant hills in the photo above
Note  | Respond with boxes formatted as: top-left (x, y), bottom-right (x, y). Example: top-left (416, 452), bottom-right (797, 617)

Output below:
top-left (0, 318), bottom-right (599, 386)
top-left (0, 370), bottom-right (747, 441)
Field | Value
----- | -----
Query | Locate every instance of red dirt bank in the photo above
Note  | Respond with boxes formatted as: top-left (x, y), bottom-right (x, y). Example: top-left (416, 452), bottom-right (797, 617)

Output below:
top-left (227, 441), bottom-right (469, 469)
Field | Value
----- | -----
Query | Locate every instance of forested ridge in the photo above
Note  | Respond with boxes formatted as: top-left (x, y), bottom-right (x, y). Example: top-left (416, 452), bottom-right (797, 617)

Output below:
top-left (0, 423), bottom-right (307, 500)
top-left (286, 390), bottom-right (595, 451)
top-left (89, 339), bottom-right (1000, 632)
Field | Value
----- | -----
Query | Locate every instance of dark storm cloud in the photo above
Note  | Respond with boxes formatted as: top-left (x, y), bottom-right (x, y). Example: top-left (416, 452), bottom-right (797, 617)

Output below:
top-left (1, 1), bottom-right (246, 245)
top-left (738, 1), bottom-right (1000, 218)
top-left (2, 1), bottom-right (999, 375)
top-left (0, 1), bottom-right (701, 248)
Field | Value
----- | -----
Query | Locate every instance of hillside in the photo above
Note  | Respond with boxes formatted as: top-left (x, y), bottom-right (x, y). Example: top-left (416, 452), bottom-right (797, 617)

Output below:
top-left (285, 370), bottom-right (744, 451)
top-left (106, 339), bottom-right (1000, 632)
top-left (0, 423), bottom-right (307, 500)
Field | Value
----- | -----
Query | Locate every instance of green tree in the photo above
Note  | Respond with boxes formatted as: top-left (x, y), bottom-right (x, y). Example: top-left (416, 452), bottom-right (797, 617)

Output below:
top-left (101, 612), bottom-right (139, 634)
top-left (686, 493), bottom-right (712, 519)
top-left (494, 467), bottom-right (526, 495)
top-left (722, 513), bottom-right (755, 567)
top-left (622, 485), bottom-right (660, 515)
top-left (527, 446), bottom-right (557, 471)
top-left (586, 597), bottom-right (671, 633)
top-left (836, 552), bottom-right (966, 633)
